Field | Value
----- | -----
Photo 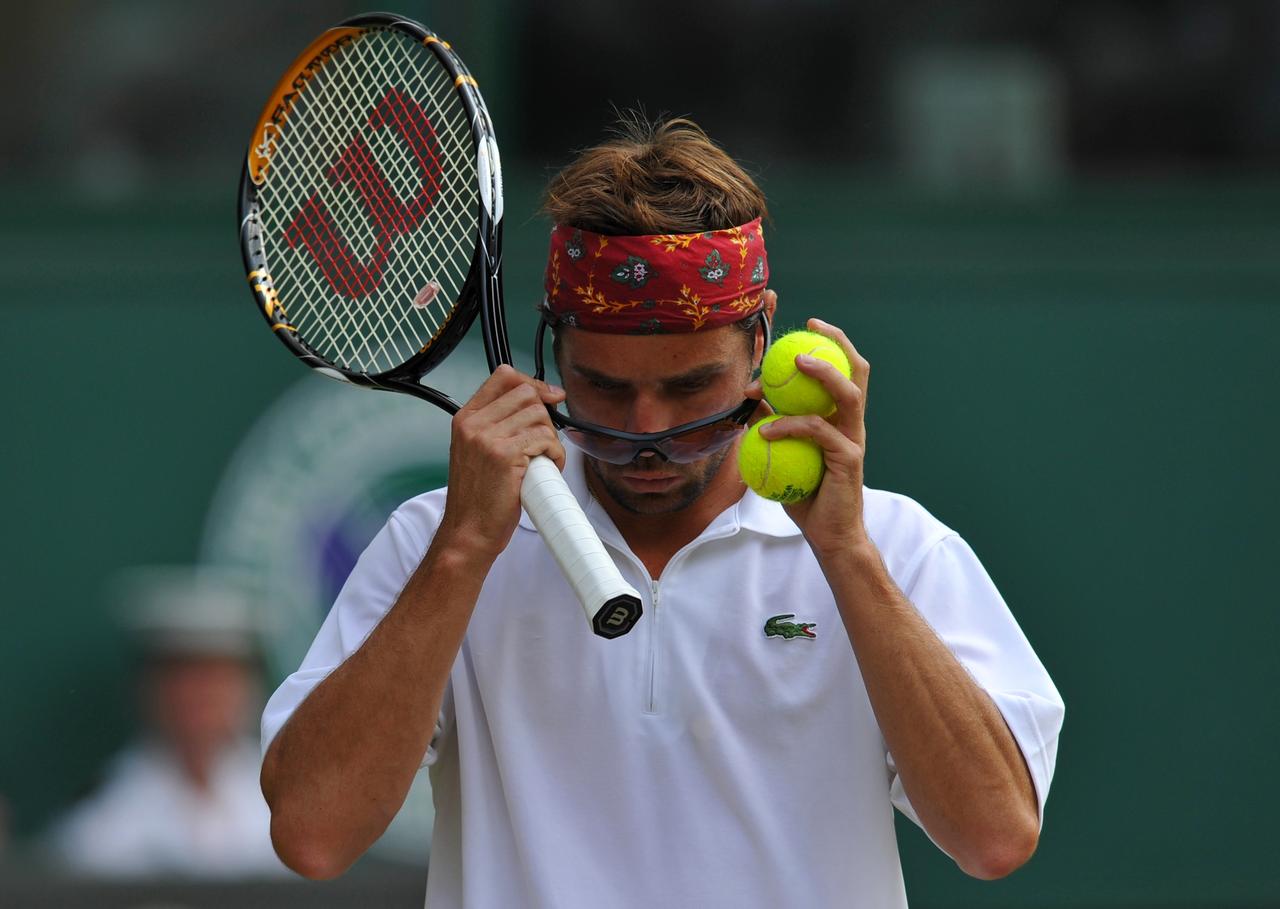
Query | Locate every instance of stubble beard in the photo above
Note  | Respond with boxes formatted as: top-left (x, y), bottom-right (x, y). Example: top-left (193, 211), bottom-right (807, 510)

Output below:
top-left (586, 446), bottom-right (735, 516)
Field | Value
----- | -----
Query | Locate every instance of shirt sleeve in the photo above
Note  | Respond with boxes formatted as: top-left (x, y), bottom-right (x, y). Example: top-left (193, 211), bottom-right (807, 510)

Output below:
top-left (887, 532), bottom-right (1065, 832)
top-left (260, 507), bottom-right (450, 768)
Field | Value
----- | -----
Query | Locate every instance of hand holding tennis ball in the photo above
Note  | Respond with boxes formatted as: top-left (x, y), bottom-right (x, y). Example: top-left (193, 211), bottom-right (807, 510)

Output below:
top-left (760, 330), bottom-right (852, 416)
top-left (738, 329), bottom-right (852, 502)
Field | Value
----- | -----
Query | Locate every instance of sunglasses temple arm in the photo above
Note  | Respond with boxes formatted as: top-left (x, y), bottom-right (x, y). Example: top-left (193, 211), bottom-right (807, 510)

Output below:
top-left (533, 312), bottom-right (549, 381)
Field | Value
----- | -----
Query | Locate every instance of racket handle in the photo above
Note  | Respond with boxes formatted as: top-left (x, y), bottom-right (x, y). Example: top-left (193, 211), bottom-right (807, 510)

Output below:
top-left (520, 456), bottom-right (643, 639)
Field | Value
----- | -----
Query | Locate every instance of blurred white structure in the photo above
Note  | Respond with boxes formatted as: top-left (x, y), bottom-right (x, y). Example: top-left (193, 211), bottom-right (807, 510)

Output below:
top-left (894, 48), bottom-right (1066, 193)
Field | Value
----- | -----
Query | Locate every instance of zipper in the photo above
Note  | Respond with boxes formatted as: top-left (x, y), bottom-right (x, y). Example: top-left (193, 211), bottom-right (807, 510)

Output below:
top-left (611, 520), bottom-right (739, 717)
top-left (644, 579), bottom-right (660, 715)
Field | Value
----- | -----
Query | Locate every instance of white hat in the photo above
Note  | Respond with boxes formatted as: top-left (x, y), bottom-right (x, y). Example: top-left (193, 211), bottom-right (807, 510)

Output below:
top-left (112, 566), bottom-right (263, 660)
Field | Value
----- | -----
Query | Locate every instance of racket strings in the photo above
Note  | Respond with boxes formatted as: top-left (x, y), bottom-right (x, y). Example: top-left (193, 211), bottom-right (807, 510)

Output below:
top-left (258, 28), bottom-right (480, 374)
top-left (304, 38), bottom-right (472, 368)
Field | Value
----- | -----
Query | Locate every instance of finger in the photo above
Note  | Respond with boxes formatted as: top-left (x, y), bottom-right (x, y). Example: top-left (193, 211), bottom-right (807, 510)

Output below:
top-left (794, 354), bottom-right (865, 444)
top-left (517, 427), bottom-right (567, 473)
top-left (807, 318), bottom-right (870, 395)
top-left (488, 421), bottom-right (566, 471)
top-left (759, 414), bottom-right (864, 474)
top-left (461, 381), bottom-right (542, 431)
top-left (453, 386), bottom-right (544, 456)
top-left (510, 369), bottom-right (566, 405)
top-left (543, 434), bottom-right (567, 472)
top-left (529, 374), bottom-right (567, 404)
top-left (480, 368), bottom-right (571, 426)
top-left (463, 365), bottom-right (565, 414)
top-left (746, 395), bottom-right (775, 424)
top-left (461, 364), bottom-right (525, 412)
top-left (494, 397), bottom-right (559, 439)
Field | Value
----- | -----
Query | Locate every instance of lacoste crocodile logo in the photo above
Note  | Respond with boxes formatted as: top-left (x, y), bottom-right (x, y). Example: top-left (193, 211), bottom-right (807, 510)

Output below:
top-left (763, 613), bottom-right (817, 640)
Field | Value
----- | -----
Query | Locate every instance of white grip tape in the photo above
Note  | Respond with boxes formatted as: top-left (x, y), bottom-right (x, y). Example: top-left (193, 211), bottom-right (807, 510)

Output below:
top-left (520, 455), bottom-right (639, 622)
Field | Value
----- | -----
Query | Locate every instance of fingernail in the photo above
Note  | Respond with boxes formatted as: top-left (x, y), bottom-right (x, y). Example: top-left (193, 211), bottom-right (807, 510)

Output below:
top-left (796, 354), bottom-right (815, 366)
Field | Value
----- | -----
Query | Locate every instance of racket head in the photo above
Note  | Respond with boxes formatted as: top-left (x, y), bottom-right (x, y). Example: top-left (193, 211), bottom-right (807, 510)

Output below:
top-left (238, 14), bottom-right (503, 401)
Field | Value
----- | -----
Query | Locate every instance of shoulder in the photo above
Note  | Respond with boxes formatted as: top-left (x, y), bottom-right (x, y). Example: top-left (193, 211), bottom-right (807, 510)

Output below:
top-left (862, 486), bottom-right (956, 545)
top-left (861, 486), bottom-right (959, 581)
top-left (383, 486), bottom-right (450, 551)
top-left (322, 486), bottom-right (450, 595)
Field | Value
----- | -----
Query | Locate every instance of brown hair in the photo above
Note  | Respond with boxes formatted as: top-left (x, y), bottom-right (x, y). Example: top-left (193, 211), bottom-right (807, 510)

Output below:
top-left (541, 113), bottom-right (769, 235)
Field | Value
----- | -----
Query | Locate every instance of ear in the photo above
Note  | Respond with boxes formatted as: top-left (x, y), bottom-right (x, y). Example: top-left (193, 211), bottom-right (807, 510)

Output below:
top-left (762, 288), bottom-right (778, 323)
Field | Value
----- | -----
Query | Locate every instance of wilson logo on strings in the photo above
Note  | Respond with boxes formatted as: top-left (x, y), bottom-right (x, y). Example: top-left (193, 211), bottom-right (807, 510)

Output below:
top-left (283, 87), bottom-right (444, 299)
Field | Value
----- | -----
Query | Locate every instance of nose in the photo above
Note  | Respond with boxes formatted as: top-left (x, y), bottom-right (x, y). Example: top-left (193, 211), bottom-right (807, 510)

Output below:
top-left (623, 391), bottom-right (677, 435)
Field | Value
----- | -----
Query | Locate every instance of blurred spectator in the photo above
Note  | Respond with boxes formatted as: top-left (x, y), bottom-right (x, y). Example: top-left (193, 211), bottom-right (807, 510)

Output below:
top-left (43, 568), bottom-right (289, 879)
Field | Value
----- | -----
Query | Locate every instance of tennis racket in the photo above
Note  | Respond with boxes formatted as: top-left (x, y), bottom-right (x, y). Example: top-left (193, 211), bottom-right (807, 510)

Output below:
top-left (237, 13), bottom-right (642, 639)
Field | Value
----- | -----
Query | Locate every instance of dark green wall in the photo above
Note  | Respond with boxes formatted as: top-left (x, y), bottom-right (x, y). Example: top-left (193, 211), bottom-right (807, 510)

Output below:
top-left (2, 175), bottom-right (1277, 905)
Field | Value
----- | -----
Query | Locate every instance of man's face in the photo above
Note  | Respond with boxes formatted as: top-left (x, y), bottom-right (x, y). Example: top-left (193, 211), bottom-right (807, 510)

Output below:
top-left (556, 324), bottom-right (758, 515)
top-left (145, 654), bottom-right (256, 755)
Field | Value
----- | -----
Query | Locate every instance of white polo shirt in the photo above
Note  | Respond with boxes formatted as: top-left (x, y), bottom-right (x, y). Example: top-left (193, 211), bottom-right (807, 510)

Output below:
top-left (263, 448), bottom-right (1064, 908)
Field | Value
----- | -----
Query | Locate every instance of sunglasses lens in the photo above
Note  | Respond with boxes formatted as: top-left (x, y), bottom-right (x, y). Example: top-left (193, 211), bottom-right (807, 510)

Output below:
top-left (658, 422), bottom-right (746, 463)
top-left (562, 429), bottom-right (643, 465)
top-left (562, 420), bottom-right (745, 465)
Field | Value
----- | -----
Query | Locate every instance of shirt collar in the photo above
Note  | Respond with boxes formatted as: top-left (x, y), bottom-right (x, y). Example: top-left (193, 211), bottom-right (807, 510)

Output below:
top-left (733, 483), bottom-right (805, 538)
top-left (517, 442), bottom-right (802, 540)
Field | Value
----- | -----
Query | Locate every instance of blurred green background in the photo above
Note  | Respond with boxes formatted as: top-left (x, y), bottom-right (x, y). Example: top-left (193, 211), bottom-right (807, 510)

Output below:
top-left (1, 1), bottom-right (1277, 906)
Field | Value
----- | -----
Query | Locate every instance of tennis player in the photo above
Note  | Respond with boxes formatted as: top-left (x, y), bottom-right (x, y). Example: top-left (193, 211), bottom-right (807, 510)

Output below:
top-left (260, 116), bottom-right (1064, 907)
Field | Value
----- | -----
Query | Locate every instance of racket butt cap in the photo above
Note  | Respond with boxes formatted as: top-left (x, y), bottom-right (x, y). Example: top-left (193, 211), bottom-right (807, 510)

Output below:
top-left (591, 595), bottom-right (643, 639)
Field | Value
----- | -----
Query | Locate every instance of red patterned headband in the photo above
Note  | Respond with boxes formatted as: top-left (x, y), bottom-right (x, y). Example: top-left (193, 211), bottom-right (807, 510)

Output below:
top-left (542, 217), bottom-right (768, 333)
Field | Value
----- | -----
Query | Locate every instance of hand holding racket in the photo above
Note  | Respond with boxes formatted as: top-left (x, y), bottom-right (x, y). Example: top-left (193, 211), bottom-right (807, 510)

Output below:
top-left (238, 13), bottom-right (642, 638)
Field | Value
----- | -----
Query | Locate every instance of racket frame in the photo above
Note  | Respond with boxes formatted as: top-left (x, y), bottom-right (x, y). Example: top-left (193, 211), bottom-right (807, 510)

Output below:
top-left (237, 13), bottom-right (494, 415)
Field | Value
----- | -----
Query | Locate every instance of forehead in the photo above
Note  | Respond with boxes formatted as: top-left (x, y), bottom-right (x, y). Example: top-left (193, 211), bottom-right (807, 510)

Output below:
top-left (558, 325), bottom-right (747, 377)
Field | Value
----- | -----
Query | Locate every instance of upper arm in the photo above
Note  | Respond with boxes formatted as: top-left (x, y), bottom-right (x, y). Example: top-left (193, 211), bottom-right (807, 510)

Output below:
top-left (260, 509), bottom-right (437, 757)
top-left (891, 533), bottom-right (1065, 827)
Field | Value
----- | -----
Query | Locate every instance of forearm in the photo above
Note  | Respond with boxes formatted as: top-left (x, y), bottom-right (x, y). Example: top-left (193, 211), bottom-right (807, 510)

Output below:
top-left (261, 532), bottom-right (491, 878)
top-left (822, 543), bottom-right (1039, 879)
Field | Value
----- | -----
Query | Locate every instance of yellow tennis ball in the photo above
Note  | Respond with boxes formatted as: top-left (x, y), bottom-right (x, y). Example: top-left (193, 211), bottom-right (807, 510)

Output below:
top-left (760, 330), bottom-right (851, 416)
top-left (737, 415), bottom-right (824, 503)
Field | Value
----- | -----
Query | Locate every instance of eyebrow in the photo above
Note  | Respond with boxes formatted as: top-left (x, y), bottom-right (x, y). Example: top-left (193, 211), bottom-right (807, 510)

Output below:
top-left (572, 362), bottom-right (730, 388)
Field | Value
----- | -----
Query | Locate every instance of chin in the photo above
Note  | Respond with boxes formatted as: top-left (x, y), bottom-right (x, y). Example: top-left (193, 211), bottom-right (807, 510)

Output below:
top-left (588, 450), bottom-right (730, 515)
top-left (617, 487), bottom-right (698, 516)
top-left (602, 474), bottom-right (697, 515)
